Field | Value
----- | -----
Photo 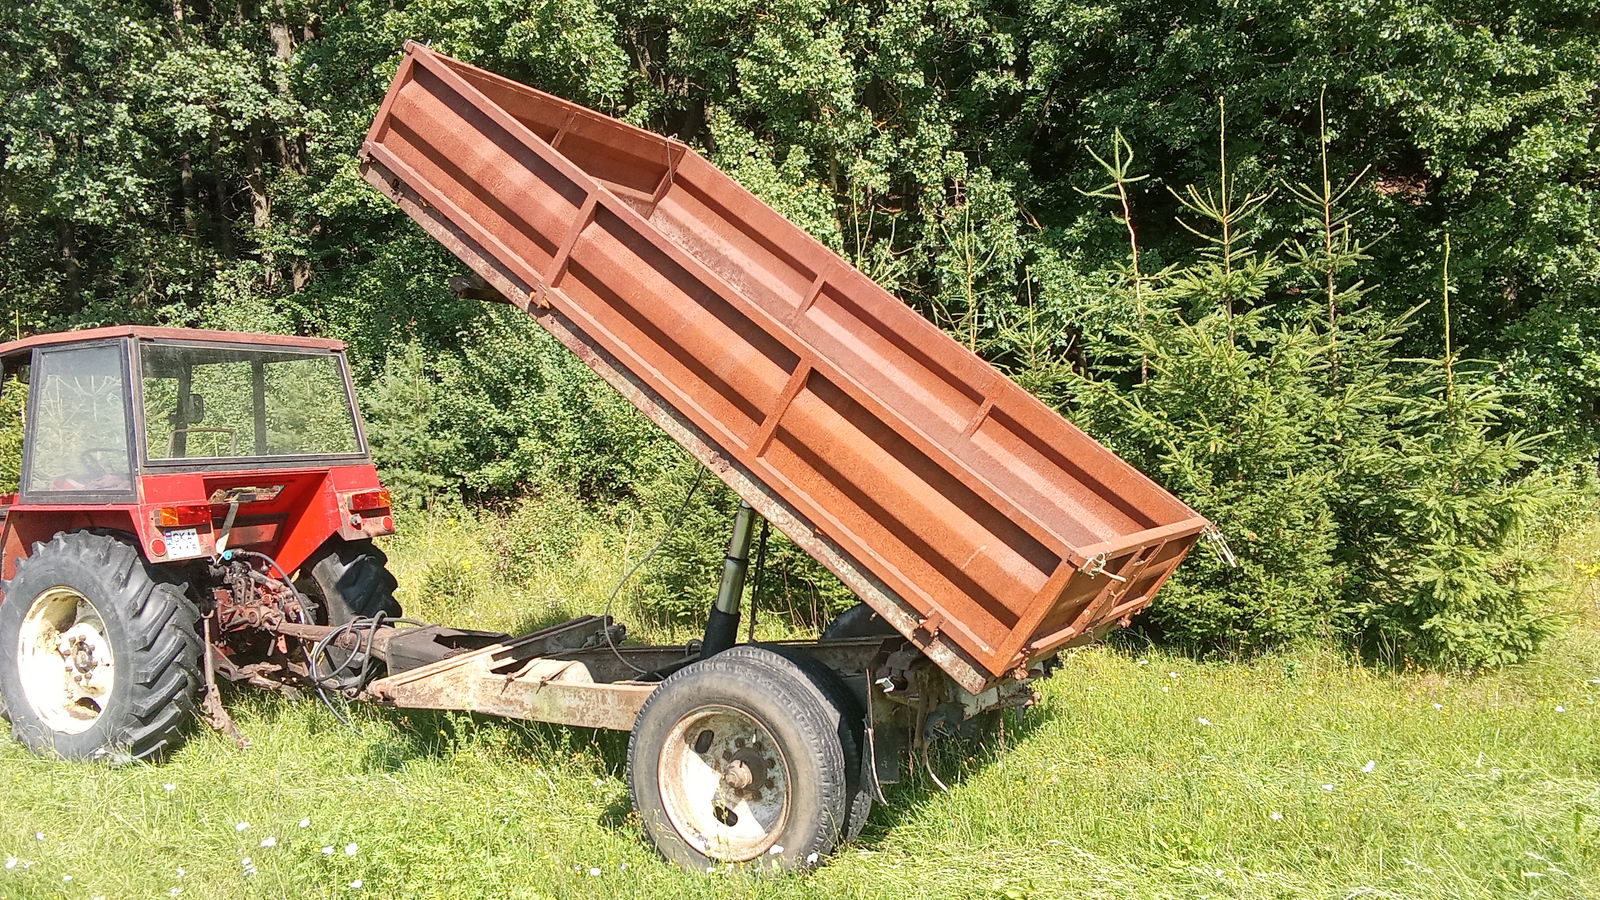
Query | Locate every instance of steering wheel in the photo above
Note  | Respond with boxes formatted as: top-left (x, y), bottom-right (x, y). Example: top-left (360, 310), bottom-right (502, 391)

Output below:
top-left (78, 448), bottom-right (126, 478)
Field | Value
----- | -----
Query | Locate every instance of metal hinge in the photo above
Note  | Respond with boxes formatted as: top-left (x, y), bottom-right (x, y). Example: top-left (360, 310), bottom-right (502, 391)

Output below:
top-left (1084, 553), bottom-right (1128, 582)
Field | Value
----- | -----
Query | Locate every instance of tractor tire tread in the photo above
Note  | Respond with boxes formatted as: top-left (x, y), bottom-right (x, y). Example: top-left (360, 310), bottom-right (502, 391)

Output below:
top-left (0, 531), bottom-right (202, 762)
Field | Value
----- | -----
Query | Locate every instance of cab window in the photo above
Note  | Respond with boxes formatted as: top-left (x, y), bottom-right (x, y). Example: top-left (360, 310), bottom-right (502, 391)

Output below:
top-left (23, 343), bottom-right (134, 498)
top-left (140, 343), bottom-right (361, 461)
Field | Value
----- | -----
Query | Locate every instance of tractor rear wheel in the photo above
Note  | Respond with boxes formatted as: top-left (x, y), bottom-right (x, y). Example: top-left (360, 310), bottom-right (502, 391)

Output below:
top-left (0, 531), bottom-right (203, 762)
top-left (628, 645), bottom-right (854, 871)
top-left (295, 538), bottom-right (401, 625)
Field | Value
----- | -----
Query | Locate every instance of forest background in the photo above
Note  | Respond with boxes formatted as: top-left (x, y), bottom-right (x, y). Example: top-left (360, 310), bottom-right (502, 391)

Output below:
top-left (4, 0), bottom-right (1599, 667)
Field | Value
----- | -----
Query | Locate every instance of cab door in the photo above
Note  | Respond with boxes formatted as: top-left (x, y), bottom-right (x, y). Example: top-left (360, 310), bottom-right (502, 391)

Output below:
top-left (18, 340), bottom-right (137, 504)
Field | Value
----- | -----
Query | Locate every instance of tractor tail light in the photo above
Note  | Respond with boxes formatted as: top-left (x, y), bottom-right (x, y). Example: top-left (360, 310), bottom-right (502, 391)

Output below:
top-left (156, 505), bottom-right (212, 527)
top-left (348, 489), bottom-right (392, 512)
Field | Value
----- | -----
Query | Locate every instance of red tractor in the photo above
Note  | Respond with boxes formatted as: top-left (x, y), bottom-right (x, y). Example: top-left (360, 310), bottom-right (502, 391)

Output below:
top-left (0, 326), bottom-right (400, 761)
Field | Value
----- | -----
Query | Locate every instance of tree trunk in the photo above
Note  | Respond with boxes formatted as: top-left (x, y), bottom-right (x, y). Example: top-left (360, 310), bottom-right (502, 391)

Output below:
top-left (242, 123), bottom-right (277, 289)
top-left (271, 0), bottom-right (313, 291)
top-left (179, 151), bottom-right (197, 236)
top-left (208, 127), bottom-right (233, 257)
top-left (57, 219), bottom-right (82, 309)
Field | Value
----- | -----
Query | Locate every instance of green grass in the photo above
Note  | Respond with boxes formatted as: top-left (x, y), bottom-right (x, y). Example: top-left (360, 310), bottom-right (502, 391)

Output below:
top-left (1, 509), bottom-right (1597, 899)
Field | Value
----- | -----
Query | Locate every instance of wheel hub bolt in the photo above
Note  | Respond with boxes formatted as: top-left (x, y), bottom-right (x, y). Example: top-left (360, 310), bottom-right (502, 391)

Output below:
top-left (723, 760), bottom-right (753, 790)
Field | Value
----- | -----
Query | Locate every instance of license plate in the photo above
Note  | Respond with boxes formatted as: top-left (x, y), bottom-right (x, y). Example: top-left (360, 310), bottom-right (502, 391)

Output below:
top-left (163, 527), bottom-right (203, 559)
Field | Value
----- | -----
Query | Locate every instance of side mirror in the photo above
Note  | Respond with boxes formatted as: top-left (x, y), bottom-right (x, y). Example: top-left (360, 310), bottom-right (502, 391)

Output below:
top-left (181, 394), bottom-right (206, 424)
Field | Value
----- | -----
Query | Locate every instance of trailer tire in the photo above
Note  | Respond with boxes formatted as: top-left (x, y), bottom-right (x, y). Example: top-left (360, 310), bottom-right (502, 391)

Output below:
top-left (0, 531), bottom-right (202, 763)
top-left (628, 646), bottom-right (851, 871)
top-left (296, 538), bottom-right (401, 625)
top-left (747, 644), bottom-right (875, 842)
top-left (821, 602), bottom-right (896, 640)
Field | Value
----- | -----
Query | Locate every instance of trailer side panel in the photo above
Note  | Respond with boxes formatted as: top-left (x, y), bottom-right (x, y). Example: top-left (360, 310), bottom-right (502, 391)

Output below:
top-left (360, 44), bottom-right (1210, 689)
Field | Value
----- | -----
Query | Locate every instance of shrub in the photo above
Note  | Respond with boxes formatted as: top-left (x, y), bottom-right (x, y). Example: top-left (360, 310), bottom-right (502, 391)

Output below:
top-left (1054, 122), bottom-right (1558, 665)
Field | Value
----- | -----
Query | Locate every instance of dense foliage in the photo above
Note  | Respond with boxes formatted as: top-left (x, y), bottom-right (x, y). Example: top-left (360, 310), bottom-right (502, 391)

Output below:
top-left (2, 0), bottom-right (1595, 664)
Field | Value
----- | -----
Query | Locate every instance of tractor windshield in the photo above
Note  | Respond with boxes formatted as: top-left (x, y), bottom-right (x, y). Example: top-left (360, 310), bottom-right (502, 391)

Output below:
top-left (139, 343), bottom-right (362, 463)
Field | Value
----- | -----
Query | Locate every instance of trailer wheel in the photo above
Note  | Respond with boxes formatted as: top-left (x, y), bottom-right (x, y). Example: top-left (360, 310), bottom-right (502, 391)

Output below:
top-left (296, 538), bottom-right (401, 625)
top-left (821, 602), bottom-right (896, 640)
top-left (0, 531), bottom-right (202, 762)
top-left (747, 644), bottom-right (875, 842)
top-left (628, 646), bottom-right (852, 871)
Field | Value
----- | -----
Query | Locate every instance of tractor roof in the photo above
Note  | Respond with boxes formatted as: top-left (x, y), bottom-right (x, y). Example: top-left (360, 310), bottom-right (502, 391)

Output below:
top-left (0, 326), bottom-right (346, 359)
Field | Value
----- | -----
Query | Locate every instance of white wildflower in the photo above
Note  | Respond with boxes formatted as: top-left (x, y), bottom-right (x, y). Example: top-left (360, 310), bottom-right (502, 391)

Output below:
top-left (1555, 706), bottom-right (1566, 714)
top-left (1136, 659), bottom-right (1149, 666)
top-left (806, 852), bottom-right (819, 864)
top-left (62, 875), bottom-right (72, 882)
top-left (299, 818), bottom-right (311, 829)
top-left (345, 843), bottom-right (359, 856)
top-left (170, 889), bottom-right (183, 897)
top-left (769, 845), bottom-right (785, 855)
top-left (1168, 671), bottom-right (1179, 678)
top-left (4, 857), bottom-right (16, 870)
top-left (321, 846), bottom-right (335, 856)
top-left (620, 863), bottom-right (628, 871)
top-left (1361, 760), bottom-right (1376, 774)
top-left (1197, 718), bottom-right (1212, 726)
top-left (350, 880), bottom-right (364, 889)
top-left (260, 837), bottom-right (277, 848)
top-left (1431, 703), bottom-right (1442, 710)
top-left (1321, 784), bottom-right (1336, 791)
top-left (34, 833), bottom-right (43, 841)
top-left (163, 783), bottom-right (176, 792)
top-left (589, 867), bottom-right (601, 876)
top-left (235, 822), bottom-right (250, 832)
top-left (176, 866), bottom-right (185, 877)
top-left (1269, 812), bottom-right (1283, 821)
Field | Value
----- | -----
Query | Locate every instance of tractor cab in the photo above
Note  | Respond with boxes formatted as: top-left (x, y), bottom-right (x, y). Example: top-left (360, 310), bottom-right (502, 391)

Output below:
top-left (0, 327), bottom-right (401, 761)
top-left (0, 327), bottom-right (395, 584)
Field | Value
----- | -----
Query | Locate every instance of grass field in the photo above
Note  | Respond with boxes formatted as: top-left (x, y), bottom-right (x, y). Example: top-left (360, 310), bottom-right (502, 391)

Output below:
top-left (0, 509), bottom-right (1597, 899)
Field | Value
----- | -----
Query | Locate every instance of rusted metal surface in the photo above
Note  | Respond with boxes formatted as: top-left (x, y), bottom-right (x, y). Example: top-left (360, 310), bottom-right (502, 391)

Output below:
top-left (0, 326), bottom-right (345, 358)
top-left (360, 43), bottom-right (1211, 690)
top-left (365, 617), bottom-right (655, 731)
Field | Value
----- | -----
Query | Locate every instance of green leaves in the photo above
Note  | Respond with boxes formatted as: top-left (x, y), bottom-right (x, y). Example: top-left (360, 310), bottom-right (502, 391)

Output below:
top-left (1065, 122), bottom-right (1558, 667)
top-left (0, 0), bottom-right (1591, 665)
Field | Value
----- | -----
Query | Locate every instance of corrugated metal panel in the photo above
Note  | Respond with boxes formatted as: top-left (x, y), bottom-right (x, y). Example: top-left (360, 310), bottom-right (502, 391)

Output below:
top-left (360, 43), bottom-right (1210, 692)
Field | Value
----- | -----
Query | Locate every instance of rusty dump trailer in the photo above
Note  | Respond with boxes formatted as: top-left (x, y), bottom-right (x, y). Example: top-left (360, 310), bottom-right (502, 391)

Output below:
top-left (351, 43), bottom-right (1211, 869)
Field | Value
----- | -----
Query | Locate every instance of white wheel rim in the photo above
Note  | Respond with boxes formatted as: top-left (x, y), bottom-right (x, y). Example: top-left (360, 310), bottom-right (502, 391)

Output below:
top-left (658, 705), bottom-right (791, 862)
top-left (17, 587), bottom-right (116, 735)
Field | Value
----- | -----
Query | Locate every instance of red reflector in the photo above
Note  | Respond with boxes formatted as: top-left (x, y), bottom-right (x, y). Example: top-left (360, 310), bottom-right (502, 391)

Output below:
top-left (156, 505), bottom-right (211, 527)
top-left (349, 489), bottom-right (392, 512)
top-left (151, 538), bottom-right (168, 557)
